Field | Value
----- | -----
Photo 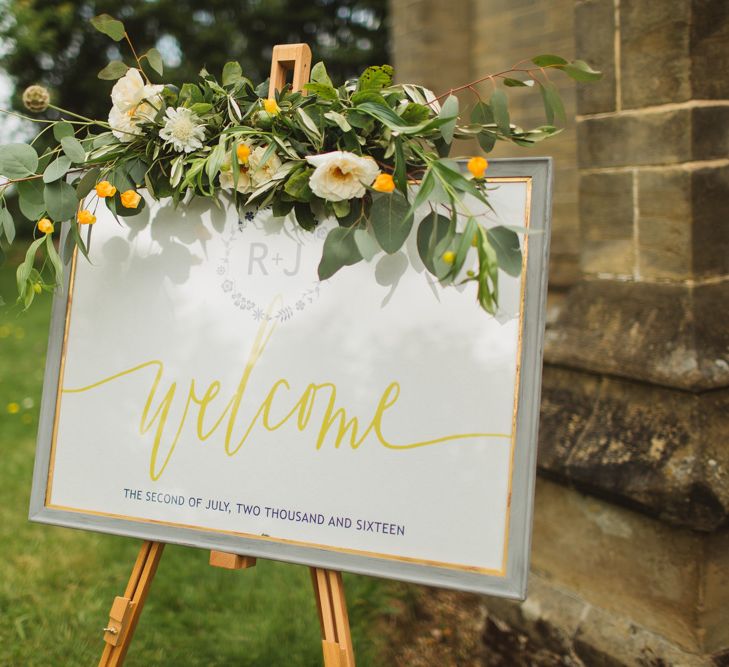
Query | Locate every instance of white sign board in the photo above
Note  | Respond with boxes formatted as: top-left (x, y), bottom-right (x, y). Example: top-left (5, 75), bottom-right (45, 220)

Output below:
top-left (31, 158), bottom-right (551, 597)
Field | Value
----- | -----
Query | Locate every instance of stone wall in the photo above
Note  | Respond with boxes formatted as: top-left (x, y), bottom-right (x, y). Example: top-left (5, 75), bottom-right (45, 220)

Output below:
top-left (390, 0), bottom-right (729, 664)
top-left (391, 0), bottom-right (580, 288)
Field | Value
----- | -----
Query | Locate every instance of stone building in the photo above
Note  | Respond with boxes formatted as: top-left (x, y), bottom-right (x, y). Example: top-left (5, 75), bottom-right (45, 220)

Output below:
top-left (390, 1), bottom-right (729, 664)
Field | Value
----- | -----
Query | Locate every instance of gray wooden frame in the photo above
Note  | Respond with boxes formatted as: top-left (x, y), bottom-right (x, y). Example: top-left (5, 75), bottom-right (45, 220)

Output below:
top-left (29, 157), bottom-right (552, 599)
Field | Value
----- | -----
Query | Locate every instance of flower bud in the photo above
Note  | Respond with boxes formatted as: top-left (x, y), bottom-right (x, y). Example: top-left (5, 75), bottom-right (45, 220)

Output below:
top-left (37, 218), bottom-right (54, 234)
top-left (120, 190), bottom-right (141, 209)
top-left (372, 173), bottom-right (396, 193)
top-left (77, 209), bottom-right (97, 225)
top-left (22, 85), bottom-right (50, 112)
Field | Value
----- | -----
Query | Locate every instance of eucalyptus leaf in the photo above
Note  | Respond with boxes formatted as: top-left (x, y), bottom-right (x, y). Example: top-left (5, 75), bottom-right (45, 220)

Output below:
top-left (393, 137), bottom-right (407, 195)
top-left (490, 89), bottom-right (510, 135)
top-left (44, 180), bottom-right (79, 221)
top-left (487, 225), bottom-right (523, 276)
top-left (61, 136), bottom-right (86, 163)
top-left (97, 60), bottom-right (129, 80)
top-left (532, 54), bottom-right (568, 67)
top-left (563, 59), bottom-right (602, 82)
top-left (18, 192), bottom-right (45, 222)
top-left (76, 167), bottom-right (102, 199)
top-left (0, 144), bottom-right (38, 178)
top-left (45, 233), bottom-right (64, 286)
top-left (438, 95), bottom-right (459, 144)
top-left (354, 228), bottom-right (380, 261)
top-left (146, 48), bottom-right (164, 76)
top-left (470, 102), bottom-right (494, 125)
top-left (53, 122), bottom-right (75, 141)
top-left (17, 177), bottom-right (45, 205)
top-left (416, 211), bottom-right (451, 275)
top-left (318, 226), bottom-right (362, 280)
top-left (370, 192), bottom-right (412, 254)
top-left (43, 156), bottom-right (72, 183)
top-left (90, 14), bottom-right (125, 41)
top-left (0, 207), bottom-right (15, 244)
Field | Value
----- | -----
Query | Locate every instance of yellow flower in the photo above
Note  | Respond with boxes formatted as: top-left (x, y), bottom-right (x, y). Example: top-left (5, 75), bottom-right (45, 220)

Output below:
top-left (37, 218), bottom-right (54, 234)
top-left (236, 143), bottom-right (251, 164)
top-left (263, 98), bottom-right (280, 115)
top-left (372, 173), bottom-right (396, 193)
top-left (77, 209), bottom-right (97, 225)
top-left (7, 402), bottom-right (20, 414)
top-left (95, 181), bottom-right (117, 198)
top-left (467, 156), bottom-right (488, 179)
top-left (442, 250), bottom-right (456, 264)
top-left (33, 283), bottom-right (42, 294)
top-left (120, 190), bottom-right (141, 209)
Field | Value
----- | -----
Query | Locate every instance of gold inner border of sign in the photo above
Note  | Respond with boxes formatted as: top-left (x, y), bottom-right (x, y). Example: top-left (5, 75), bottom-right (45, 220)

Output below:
top-left (44, 176), bottom-right (533, 577)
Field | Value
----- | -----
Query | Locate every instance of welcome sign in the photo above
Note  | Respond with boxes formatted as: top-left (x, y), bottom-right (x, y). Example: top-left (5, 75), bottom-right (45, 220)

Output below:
top-left (30, 158), bottom-right (551, 598)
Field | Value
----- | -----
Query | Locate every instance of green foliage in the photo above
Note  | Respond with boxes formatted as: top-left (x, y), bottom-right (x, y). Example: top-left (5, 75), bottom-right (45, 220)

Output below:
top-left (370, 192), bottom-right (412, 254)
top-left (0, 12), bottom-right (600, 315)
top-left (318, 226), bottom-right (362, 280)
top-left (0, 144), bottom-right (38, 179)
top-left (90, 13), bottom-right (126, 41)
top-left (97, 60), bottom-right (130, 80)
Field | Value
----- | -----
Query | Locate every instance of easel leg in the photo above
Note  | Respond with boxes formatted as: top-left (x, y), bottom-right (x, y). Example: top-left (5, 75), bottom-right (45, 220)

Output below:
top-left (99, 541), bottom-right (165, 667)
top-left (311, 568), bottom-right (356, 667)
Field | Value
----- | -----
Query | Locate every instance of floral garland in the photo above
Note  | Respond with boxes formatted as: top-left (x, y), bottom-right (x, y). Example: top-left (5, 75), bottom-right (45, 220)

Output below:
top-left (0, 14), bottom-right (600, 313)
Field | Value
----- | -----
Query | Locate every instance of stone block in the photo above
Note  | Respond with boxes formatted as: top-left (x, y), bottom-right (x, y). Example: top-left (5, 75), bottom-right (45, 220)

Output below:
top-left (578, 110), bottom-right (691, 168)
top-left (579, 171), bottom-right (635, 275)
top-left (575, 0), bottom-right (616, 114)
top-left (476, 482), bottom-right (729, 663)
top-left (691, 0), bottom-right (729, 99)
top-left (692, 165), bottom-right (729, 278)
top-left (543, 279), bottom-right (729, 391)
top-left (692, 106), bottom-right (729, 162)
top-left (619, 0), bottom-right (691, 109)
top-left (637, 169), bottom-right (692, 280)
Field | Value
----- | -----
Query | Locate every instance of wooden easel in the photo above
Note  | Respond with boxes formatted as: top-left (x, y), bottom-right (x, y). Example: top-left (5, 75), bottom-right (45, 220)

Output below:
top-left (98, 43), bottom-right (355, 667)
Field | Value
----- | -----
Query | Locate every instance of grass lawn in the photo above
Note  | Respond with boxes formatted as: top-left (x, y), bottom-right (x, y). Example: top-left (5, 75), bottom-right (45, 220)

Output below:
top-left (0, 261), bottom-right (401, 666)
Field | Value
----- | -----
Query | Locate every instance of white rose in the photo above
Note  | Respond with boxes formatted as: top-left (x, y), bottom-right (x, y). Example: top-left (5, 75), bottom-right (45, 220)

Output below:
top-left (219, 154), bottom-right (252, 193)
top-left (306, 151), bottom-right (380, 201)
top-left (111, 68), bottom-right (163, 111)
top-left (248, 145), bottom-right (283, 188)
top-left (108, 105), bottom-right (141, 142)
top-left (108, 100), bottom-right (160, 142)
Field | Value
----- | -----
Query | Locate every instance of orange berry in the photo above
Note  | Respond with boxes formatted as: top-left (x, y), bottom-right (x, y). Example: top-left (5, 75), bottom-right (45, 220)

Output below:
top-left (372, 173), bottom-right (396, 193)
top-left (77, 209), bottom-right (96, 225)
top-left (120, 190), bottom-right (141, 209)
top-left (95, 180), bottom-right (117, 198)
top-left (37, 218), bottom-right (54, 234)
top-left (467, 156), bottom-right (488, 179)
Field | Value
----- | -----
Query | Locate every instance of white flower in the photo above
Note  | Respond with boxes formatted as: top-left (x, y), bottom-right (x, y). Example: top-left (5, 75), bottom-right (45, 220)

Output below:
top-left (159, 107), bottom-right (206, 153)
top-left (248, 145), bottom-right (283, 188)
top-left (108, 100), bottom-right (160, 142)
top-left (111, 68), bottom-right (163, 111)
top-left (108, 68), bottom-right (164, 142)
top-left (219, 152), bottom-right (252, 194)
top-left (306, 151), bottom-right (380, 201)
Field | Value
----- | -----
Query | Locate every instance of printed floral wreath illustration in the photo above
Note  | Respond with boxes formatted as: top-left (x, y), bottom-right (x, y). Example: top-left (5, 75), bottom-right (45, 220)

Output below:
top-left (0, 14), bottom-right (600, 313)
